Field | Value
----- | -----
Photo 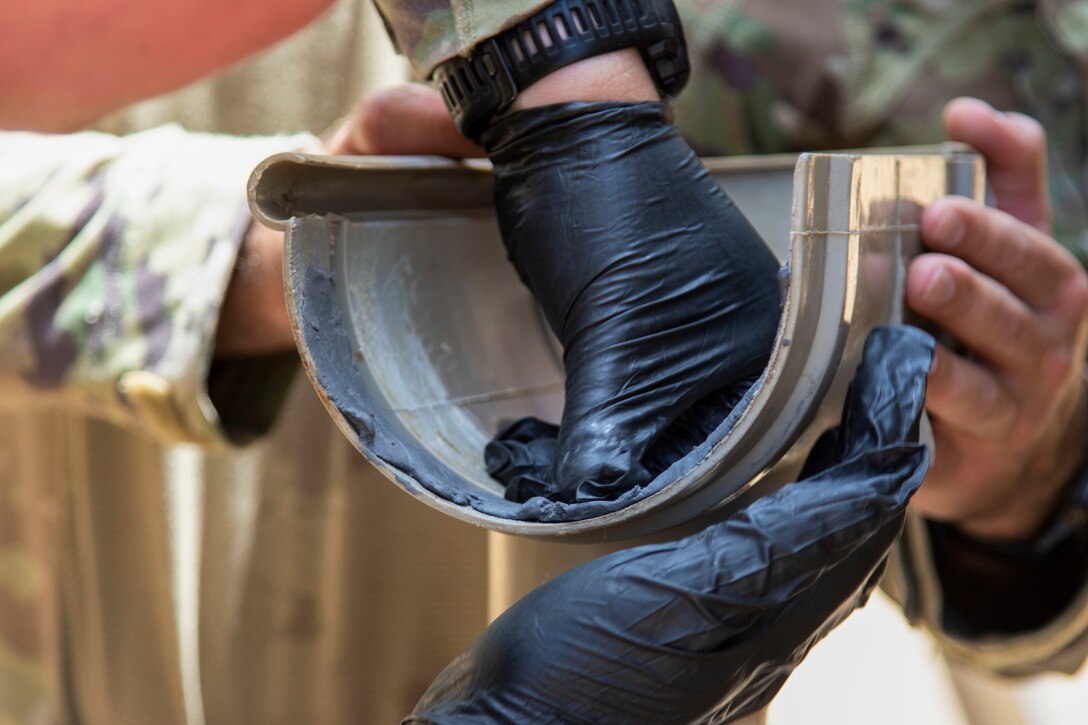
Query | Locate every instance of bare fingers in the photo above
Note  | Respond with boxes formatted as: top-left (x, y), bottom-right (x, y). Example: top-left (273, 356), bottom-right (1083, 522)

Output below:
top-left (921, 339), bottom-right (1016, 436)
top-left (327, 83), bottom-right (485, 158)
top-left (943, 97), bottom-right (1051, 232)
top-left (920, 198), bottom-right (1088, 333)
top-left (910, 253), bottom-right (1042, 372)
top-left (907, 205), bottom-right (1088, 538)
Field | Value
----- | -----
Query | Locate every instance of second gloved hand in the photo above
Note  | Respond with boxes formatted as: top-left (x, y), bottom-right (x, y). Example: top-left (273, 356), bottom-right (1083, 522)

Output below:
top-left (482, 102), bottom-right (782, 504)
top-left (409, 326), bottom-right (934, 725)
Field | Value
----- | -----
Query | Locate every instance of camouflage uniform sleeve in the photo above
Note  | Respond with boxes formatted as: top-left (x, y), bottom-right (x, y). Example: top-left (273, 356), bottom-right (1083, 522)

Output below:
top-left (0, 125), bottom-right (315, 446)
top-left (882, 512), bottom-right (1088, 678)
top-left (372, 0), bottom-right (552, 75)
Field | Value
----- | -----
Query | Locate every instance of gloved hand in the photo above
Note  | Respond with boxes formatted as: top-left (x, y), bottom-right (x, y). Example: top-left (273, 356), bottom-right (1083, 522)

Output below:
top-left (407, 326), bottom-right (934, 725)
top-left (481, 102), bottom-right (782, 504)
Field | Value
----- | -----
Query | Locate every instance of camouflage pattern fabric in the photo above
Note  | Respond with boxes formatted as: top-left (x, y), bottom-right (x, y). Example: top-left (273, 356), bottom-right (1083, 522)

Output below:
top-left (671, 0), bottom-right (1088, 263)
top-left (0, 126), bottom-right (313, 446)
top-left (0, 127), bottom-right (304, 718)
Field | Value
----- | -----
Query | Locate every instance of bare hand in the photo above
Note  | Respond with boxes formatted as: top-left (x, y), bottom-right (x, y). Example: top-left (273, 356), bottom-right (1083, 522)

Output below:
top-left (906, 97), bottom-right (1088, 541)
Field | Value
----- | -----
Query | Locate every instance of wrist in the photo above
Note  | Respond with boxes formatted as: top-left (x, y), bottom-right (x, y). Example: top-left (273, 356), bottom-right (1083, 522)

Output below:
top-left (433, 0), bottom-right (687, 139)
top-left (509, 49), bottom-right (658, 111)
top-left (214, 221), bottom-right (294, 359)
top-left (950, 460), bottom-right (1088, 557)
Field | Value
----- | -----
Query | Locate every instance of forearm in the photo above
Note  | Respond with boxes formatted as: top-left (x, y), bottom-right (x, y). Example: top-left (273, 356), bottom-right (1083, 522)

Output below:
top-left (214, 222), bottom-right (293, 358)
top-left (0, 0), bottom-right (335, 131)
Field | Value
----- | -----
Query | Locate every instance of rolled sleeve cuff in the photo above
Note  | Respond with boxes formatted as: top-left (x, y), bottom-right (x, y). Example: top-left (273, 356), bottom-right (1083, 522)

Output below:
top-left (890, 507), bottom-right (1088, 677)
top-left (374, 0), bottom-right (553, 75)
top-left (114, 127), bottom-right (316, 446)
top-left (0, 125), bottom-right (315, 448)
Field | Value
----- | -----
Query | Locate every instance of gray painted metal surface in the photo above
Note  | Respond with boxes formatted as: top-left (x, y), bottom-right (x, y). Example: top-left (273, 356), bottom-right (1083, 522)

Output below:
top-left (249, 147), bottom-right (982, 542)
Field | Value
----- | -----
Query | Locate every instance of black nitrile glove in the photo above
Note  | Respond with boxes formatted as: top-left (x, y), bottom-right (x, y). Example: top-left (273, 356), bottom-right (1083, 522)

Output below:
top-left (481, 102), bottom-right (781, 505)
top-left (407, 326), bottom-right (934, 725)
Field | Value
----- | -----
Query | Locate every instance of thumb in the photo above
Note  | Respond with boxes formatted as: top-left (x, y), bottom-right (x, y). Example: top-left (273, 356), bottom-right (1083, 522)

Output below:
top-left (326, 83), bottom-right (485, 158)
top-left (943, 96), bottom-right (1051, 233)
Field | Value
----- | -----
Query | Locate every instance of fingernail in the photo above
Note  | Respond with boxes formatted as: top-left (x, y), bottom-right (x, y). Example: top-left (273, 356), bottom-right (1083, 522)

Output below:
top-left (928, 205), bottom-right (965, 249)
top-left (922, 267), bottom-right (955, 308)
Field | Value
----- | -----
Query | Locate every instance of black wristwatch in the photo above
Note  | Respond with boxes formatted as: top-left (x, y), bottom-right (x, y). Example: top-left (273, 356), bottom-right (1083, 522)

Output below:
top-left (432, 0), bottom-right (690, 141)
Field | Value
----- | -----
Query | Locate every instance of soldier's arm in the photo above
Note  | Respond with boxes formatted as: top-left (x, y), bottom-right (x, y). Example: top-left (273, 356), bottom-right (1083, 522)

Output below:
top-left (0, 127), bottom-right (313, 444)
top-left (1, 0), bottom-right (577, 133)
top-left (0, 0), bottom-right (336, 131)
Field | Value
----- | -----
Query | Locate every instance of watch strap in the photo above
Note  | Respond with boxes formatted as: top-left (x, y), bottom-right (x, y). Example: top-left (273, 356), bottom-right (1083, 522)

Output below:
top-left (433, 0), bottom-right (689, 140)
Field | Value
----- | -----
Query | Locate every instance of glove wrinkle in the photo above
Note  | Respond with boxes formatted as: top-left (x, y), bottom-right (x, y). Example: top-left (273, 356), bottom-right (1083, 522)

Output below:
top-left (482, 102), bottom-right (782, 508)
top-left (410, 327), bottom-right (936, 725)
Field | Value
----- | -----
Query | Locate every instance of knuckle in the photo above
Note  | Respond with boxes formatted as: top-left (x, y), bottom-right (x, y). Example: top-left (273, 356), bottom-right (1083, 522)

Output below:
top-left (925, 372), bottom-right (949, 410)
top-left (1064, 267), bottom-right (1088, 319)
top-left (1002, 309), bottom-right (1032, 350)
top-left (354, 95), bottom-right (386, 145)
top-left (976, 378), bottom-right (1015, 432)
top-left (356, 86), bottom-right (412, 145)
top-left (1002, 227), bottom-right (1032, 276)
top-left (984, 209), bottom-right (1036, 279)
top-left (1041, 344), bottom-right (1074, 386)
top-left (355, 89), bottom-right (388, 121)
